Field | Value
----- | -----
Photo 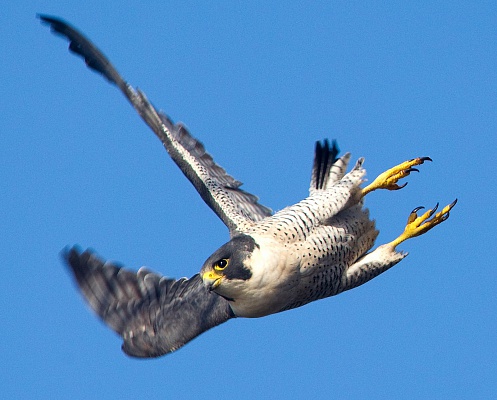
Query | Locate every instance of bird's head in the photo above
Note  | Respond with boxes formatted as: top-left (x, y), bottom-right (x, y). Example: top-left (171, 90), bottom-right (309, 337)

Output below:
top-left (200, 234), bottom-right (257, 298)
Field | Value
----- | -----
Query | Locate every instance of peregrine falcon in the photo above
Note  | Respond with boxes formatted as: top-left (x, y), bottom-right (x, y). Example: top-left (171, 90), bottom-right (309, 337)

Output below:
top-left (40, 15), bottom-right (457, 358)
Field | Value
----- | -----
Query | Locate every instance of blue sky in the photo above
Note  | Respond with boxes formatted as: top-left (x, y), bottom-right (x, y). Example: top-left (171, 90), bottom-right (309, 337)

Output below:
top-left (2, 1), bottom-right (496, 399)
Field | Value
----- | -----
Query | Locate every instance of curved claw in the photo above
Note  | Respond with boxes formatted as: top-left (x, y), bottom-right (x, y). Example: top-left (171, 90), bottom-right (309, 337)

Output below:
top-left (447, 198), bottom-right (458, 209)
top-left (411, 206), bottom-right (425, 214)
top-left (427, 202), bottom-right (439, 218)
top-left (440, 199), bottom-right (457, 221)
top-left (408, 206), bottom-right (424, 224)
top-left (362, 156), bottom-right (432, 197)
top-left (389, 199), bottom-right (458, 249)
top-left (392, 182), bottom-right (408, 191)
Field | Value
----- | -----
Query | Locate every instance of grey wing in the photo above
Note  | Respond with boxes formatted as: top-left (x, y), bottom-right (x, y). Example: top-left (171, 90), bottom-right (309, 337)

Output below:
top-left (309, 139), bottom-right (351, 195)
top-left (64, 247), bottom-right (235, 358)
top-left (39, 15), bottom-right (272, 234)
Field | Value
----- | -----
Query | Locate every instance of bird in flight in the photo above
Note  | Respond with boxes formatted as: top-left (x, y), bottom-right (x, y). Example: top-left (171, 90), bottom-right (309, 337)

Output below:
top-left (39, 15), bottom-right (457, 358)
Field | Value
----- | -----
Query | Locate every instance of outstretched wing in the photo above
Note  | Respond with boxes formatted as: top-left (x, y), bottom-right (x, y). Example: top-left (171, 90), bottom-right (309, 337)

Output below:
top-left (64, 247), bottom-right (235, 358)
top-left (39, 15), bottom-right (272, 234)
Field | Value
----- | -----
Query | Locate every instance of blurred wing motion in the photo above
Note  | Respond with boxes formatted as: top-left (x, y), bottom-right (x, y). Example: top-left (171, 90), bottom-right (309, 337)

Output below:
top-left (64, 248), bottom-right (235, 357)
top-left (39, 15), bottom-right (272, 235)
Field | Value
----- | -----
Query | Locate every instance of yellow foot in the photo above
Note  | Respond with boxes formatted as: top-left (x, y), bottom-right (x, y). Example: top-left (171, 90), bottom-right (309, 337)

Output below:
top-left (362, 157), bottom-right (432, 197)
top-left (388, 199), bottom-right (458, 249)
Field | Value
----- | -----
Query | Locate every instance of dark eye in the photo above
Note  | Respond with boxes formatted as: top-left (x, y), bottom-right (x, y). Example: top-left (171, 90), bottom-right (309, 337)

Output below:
top-left (214, 258), bottom-right (229, 270)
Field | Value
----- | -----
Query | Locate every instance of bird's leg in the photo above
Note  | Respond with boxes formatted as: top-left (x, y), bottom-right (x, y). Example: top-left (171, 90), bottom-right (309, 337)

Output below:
top-left (340, 199), bottom-right (457, 293)
top-left (361, 157), bottom-right (432, 197)
top-left (387, 199), bottom-right (458, 249)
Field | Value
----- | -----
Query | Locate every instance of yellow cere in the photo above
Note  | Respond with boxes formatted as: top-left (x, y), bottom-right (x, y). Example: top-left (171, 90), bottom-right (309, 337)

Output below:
top-left (202, 271), bottom-right (223, 289)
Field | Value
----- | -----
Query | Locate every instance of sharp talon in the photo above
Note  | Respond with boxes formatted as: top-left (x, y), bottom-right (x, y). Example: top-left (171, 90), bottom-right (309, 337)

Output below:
top-left (389, 199), bottom-right (457, 249)
top-left (448, 198), bottom-right (458, 209)
top-left (361, 156), bottom-right (431, 197)
top-left (411, 206), bottom-right (425, 214)
top-left (428, 203), bottom-right (439, 217)
top-left (408, 206), bottom-right (423, 224)
top-left (396, 182), bottom-right (408, 190)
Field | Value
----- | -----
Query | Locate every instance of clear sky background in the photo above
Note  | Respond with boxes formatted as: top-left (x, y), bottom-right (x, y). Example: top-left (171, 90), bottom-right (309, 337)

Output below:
top-left (2, 1), bottom-right (496, 399)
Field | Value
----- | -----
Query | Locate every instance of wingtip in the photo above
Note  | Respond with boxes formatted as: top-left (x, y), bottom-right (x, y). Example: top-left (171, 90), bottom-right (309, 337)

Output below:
top-left (60, 245), bottom-right (78, 263)
top-left (60, 245), bottom-right (97, 275)
top-left (37, 13), bottom-right (52, 22)
top-left (37, 14), bottom-right (68, 29)
top-left (36, 13), bottom-right (49, 22)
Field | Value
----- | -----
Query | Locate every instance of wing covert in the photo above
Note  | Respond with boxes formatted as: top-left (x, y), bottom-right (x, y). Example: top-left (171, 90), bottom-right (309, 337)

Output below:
top-left (63, 247), bottom-right (235, 358)
top-left (39, 15), bottom-right (272, 233)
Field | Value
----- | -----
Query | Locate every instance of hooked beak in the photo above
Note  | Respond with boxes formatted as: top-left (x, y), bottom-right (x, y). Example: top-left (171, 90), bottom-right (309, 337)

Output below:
top-left (202, 270), bottom-right (223, 291)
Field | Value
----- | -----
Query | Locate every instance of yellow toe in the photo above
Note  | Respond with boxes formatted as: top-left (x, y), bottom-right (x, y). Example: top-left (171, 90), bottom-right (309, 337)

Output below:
top-left (362, 157), bottom-right (431, 197)
top-left (388, 199), bottom-right (457, 249)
